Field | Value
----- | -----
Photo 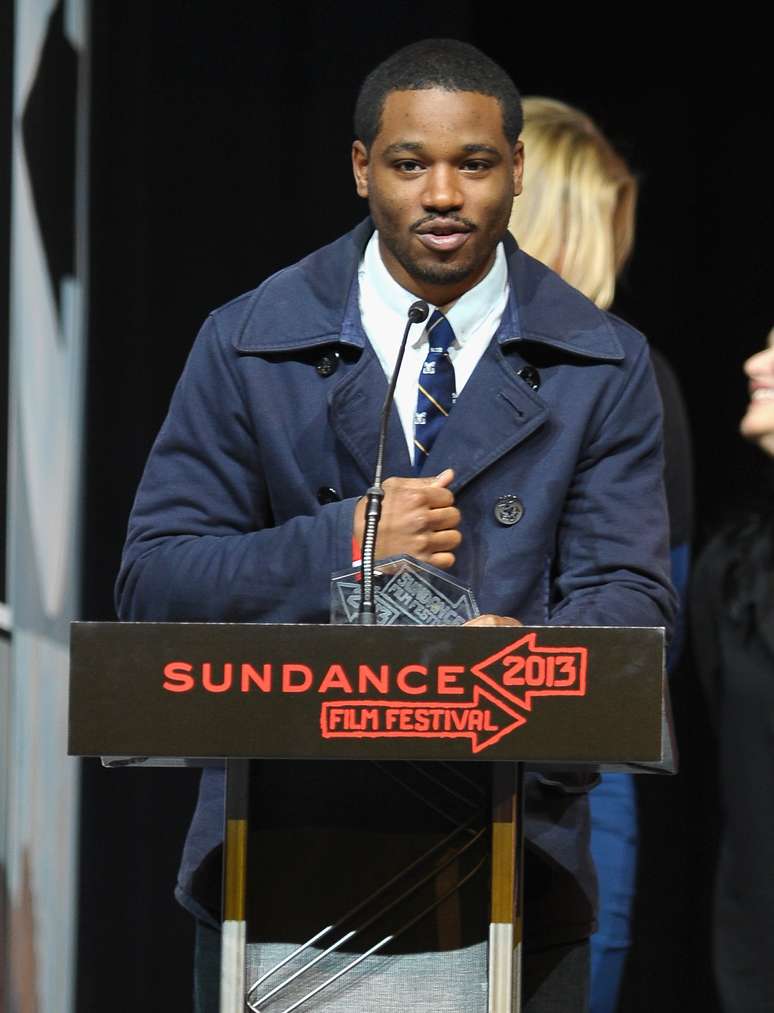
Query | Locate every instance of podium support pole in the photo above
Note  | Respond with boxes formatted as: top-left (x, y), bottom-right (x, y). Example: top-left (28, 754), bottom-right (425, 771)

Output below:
top-left (220, 759), bottom-right (250, 1013)
top-left (489, 762), bottom-right (525, 1013)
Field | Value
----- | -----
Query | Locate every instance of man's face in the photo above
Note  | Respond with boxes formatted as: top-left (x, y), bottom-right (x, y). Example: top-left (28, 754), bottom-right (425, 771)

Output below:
top-left (352, 88), bottom-right (523, 306)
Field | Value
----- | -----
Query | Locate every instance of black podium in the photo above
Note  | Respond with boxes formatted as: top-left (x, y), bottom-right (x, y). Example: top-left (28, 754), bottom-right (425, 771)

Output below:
top-left (69, 621), bottom-right (675, 1012)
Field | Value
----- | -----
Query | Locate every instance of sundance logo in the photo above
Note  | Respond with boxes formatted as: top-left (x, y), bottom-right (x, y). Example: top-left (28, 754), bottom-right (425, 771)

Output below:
top-left (161, 632), bottom-right (588, 754)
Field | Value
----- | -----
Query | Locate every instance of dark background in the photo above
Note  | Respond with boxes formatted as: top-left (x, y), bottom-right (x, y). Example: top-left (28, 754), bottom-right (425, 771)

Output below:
top-left (74, 5), bottom-right (771, 1011)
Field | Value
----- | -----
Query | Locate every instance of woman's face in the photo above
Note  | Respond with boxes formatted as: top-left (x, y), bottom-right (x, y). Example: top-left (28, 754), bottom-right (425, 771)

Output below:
top-left (740, 328), bottom-right (774, 457)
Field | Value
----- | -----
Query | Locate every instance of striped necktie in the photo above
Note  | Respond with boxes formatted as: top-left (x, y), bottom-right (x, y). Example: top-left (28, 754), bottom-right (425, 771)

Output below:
top-left (413, 310), bottom-right (456, 471)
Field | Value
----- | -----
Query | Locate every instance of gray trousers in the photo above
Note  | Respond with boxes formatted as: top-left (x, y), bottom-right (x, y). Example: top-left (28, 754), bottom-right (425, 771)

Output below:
top-left (195, 922), bottom-right (589, 1012)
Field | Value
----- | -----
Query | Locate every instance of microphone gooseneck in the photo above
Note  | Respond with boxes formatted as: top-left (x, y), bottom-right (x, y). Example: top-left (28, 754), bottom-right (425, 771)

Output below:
top-left (359, 300), bottom-right (430, 624)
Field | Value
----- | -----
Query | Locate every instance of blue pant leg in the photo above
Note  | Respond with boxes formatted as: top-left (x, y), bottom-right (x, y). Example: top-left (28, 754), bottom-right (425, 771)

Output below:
top-left (589, 772), bottom-right (638, 1013)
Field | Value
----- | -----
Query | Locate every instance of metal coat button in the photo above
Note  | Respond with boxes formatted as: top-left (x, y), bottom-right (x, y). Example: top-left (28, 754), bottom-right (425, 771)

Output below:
top-left (317, 486), bottom-right (341, 505)
top-left (517, 365), bottom-right (540, 390)
top-left (494, 495), bottom-right (524, 526)
top-left (315, 350), bottom-right (340, 377)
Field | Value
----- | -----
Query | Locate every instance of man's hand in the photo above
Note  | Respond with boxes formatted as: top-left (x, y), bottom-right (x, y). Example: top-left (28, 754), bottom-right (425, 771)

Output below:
top-left (353, 468), bottom-right (462, 570)
top-left (464, 615), bottom-right (523, 627)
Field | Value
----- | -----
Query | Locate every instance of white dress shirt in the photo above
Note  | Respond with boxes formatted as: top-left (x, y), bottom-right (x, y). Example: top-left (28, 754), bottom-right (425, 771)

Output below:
top-left (358, 230), bottom-right (510, 460)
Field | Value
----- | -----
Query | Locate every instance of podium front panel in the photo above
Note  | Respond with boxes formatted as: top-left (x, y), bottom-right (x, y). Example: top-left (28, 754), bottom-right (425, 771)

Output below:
top-left (69, 622), bottom-right (667, 765)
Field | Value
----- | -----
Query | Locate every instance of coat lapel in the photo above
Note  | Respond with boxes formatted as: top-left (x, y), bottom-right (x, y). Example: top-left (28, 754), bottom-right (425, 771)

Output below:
top-left (328, 345), bottom-right (413, 484)
top-left (419, 339), bottom-right (548, 491)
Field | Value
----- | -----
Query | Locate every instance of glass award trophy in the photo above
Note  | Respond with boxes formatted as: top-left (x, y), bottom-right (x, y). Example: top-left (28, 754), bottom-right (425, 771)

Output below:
top-left (330, 554), bottom-right (479, 626)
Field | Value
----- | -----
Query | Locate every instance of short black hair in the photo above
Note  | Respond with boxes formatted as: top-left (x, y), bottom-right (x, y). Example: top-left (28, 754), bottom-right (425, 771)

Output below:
top-left (354, 38), bottom-right (523, 149)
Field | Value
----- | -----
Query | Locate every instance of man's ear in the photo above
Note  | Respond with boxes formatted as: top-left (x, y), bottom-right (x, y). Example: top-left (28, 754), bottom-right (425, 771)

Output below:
top-left (512, 140), bottom-right (524, 197)
top-left (352, 140), bottom-right (370, 199)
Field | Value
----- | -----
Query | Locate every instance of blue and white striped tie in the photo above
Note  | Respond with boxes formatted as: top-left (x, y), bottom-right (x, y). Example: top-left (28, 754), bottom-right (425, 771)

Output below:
top-left (413, 310), bottom-right (456, 471)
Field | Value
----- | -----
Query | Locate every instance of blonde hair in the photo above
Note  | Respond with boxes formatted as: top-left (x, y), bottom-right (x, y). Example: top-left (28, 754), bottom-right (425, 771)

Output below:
top-left (509, 97), bottom-right (637, 310)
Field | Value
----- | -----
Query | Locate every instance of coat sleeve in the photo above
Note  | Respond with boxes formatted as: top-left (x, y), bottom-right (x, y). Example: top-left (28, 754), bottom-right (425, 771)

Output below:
top-left (549, 339), bottom-right (678, 636)
top-left (114, 316), bottom-right (357, 622)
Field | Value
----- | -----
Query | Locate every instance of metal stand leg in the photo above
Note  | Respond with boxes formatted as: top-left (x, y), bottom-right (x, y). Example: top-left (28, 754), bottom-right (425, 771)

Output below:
top-left (220, 759), bottom-right (250, 1013)
top-left (488, 762), bottom-right (525, 1013)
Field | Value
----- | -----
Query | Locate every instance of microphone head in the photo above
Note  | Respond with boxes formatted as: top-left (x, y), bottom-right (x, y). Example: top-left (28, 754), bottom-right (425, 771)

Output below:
top-left (407, 300), bottom-right (430, 324)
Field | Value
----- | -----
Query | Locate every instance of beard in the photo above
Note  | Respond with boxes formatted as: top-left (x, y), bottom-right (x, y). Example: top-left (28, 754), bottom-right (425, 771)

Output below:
top-left (385, 243), bottom-right (483, 286)
top-left (370, 194), bottom-right (514, 294)
top-left (376, 220), bottom-right (495, 293)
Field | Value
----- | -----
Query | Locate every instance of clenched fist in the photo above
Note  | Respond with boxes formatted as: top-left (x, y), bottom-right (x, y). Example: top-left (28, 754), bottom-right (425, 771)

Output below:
top-left (353, 468), bottom-right (462, 570)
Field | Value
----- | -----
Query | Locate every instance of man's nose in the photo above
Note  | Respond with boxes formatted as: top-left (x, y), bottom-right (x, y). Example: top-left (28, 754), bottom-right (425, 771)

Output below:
top-left (421, 165), bottom-right (463, 212)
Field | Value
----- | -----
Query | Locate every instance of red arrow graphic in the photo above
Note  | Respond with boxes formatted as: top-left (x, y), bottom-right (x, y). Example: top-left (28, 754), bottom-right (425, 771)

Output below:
top-left (470, 632), bottom-right (588, 711)
top-left (320, 686), bottom-right (526, 754)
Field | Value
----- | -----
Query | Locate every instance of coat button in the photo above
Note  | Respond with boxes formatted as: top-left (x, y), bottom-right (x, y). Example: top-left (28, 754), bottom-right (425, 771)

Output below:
top-left (516, 365), bottom-right (540, 390)
top-left (315, 350), bottom-right (340, 377)
top-left (317, 486), bottom-right (341, 505)
top-left (494, 495), bottom-right (524, 526)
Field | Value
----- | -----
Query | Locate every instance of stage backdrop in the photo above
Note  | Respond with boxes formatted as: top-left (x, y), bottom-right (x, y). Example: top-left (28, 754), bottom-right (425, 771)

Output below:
top-left (3, 1), bottom-right (89, 1010)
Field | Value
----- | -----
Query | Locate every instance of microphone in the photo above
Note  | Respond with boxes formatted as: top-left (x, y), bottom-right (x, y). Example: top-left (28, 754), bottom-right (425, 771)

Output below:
top-left (359, 299), bottom-right (430, 624)
top-left (407, 300), bottom-right (430, 325)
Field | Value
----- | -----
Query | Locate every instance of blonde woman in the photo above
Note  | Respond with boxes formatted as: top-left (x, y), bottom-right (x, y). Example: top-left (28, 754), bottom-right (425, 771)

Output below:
top-left (509, 97), bottom-right (636, 311)
top-left (510, 98), bottom-right (693, 1013)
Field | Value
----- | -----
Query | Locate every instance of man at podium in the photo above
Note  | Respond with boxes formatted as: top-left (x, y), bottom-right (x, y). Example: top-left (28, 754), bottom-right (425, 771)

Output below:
top-left (116, 38), bottom-right (675, 1013)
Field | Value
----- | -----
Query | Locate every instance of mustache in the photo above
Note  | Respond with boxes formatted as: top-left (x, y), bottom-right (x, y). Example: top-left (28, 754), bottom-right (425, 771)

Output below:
top-left (410, 214), bottom-right (477, 232)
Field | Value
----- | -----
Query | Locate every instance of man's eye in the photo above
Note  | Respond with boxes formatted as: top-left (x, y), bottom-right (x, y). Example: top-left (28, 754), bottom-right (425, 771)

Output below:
top-left (395, 160), bottom-right (424, 172)
top-left (462, 160), bottom-right (490, 172)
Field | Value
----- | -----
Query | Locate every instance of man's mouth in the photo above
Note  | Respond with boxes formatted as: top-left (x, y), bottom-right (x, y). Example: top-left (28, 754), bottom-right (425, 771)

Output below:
top-left (414, 219), bottom-right (474, 254)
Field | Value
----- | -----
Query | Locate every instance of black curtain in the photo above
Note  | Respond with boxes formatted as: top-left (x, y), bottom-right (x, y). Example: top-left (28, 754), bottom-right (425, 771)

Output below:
top-left (78, 6), bottom-right (772, 1009)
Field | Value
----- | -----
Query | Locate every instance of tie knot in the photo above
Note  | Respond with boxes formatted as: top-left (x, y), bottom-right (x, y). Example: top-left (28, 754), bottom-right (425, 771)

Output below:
top-left (426, 310), bottom-right (455, 355)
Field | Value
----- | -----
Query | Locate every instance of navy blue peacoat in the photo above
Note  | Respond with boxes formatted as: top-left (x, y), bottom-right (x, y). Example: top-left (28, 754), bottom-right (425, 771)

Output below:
top-left (116, 219), bottom-right (676, 944)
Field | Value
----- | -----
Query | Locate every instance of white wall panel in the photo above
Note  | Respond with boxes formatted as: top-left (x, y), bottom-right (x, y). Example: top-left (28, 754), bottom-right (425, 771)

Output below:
top-left (5, 1), bottom-right (89, 1009)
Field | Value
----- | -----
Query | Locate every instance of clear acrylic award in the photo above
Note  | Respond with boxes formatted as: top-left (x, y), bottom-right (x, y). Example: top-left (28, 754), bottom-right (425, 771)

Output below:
top-left (330, 555), bottom-right (479, 626)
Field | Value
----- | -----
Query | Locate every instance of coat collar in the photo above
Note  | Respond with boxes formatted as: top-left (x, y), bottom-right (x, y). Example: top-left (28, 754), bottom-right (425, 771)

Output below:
top-left (231, 218), bottom-right (624, 362)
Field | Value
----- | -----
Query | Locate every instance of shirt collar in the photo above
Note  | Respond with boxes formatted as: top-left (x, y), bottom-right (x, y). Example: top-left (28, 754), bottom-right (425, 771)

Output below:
top-left (362, 231), bottom-right (509, 347)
